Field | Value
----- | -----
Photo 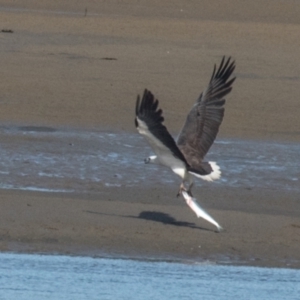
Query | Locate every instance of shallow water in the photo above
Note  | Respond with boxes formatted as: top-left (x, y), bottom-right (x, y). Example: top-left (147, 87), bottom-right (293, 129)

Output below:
top-left (0, 252), bottom-right (299, 300)
top-left (0, 126), bottom-right (299, 193)
top-left (0, 129), bottom-right (299, 298)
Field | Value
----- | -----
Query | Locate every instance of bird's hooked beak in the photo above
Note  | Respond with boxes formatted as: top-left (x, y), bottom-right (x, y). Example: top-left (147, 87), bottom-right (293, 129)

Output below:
top-left (144, 155), bottom-right (157, 164)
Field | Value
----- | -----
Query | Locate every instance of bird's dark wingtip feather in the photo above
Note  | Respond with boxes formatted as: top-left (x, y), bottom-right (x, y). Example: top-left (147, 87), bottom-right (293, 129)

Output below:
top-left (215, 56), bottom-right (225, 77)
top-left (210, 65), bottom-right (216, 83)
top-left (136, 88), bottom-right (164, 123)
top-left (135, 94), bottom-right (140, 116)
top-left (211, 56), bottom-right (236, 82)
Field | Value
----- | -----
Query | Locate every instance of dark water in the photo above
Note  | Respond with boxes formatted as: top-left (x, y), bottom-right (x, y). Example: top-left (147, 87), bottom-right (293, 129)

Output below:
top-left (0, 126), bottom-right (299, 193)
top-left (0, 253), bottom-right (299, 300)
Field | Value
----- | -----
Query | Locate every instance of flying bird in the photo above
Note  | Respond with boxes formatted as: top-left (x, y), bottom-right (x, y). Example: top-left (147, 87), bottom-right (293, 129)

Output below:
top-left (135, 56), bottom-right (235, 231)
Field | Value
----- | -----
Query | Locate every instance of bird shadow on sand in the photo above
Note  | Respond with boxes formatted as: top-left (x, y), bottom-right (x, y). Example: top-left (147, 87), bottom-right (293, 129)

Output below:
top-left (84, 210), bottom-right (213, 232)
top-left (135, 211), bottom-right (213, 232)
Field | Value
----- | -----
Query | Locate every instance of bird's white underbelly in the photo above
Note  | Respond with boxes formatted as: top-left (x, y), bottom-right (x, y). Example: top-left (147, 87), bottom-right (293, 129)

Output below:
top-left (155, 152), bottom-right (187, 179)
top-left (171, 166), bottom-right (186, 178)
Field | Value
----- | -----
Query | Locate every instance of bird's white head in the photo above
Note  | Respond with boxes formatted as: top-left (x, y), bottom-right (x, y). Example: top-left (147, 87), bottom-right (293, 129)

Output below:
top-left (144, 155), bottom-right (158, 164)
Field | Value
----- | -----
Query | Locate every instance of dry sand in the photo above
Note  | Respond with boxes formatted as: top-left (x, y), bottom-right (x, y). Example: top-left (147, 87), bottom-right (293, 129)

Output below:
top-left (0, 0), bottom-right (300, 268)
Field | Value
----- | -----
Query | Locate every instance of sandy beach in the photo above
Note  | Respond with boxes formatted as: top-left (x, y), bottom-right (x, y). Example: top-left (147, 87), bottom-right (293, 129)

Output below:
top-left (0, 0), bottom-right (300, 268)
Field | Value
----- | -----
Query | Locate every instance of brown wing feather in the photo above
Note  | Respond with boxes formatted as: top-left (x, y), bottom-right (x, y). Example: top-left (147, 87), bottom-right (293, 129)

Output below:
top-left (177, 56), bottom-right (236, 170)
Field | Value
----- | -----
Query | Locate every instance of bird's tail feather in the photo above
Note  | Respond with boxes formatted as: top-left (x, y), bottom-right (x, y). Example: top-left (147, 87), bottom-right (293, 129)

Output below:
top-left (188, 161), bottom-right (221, 182)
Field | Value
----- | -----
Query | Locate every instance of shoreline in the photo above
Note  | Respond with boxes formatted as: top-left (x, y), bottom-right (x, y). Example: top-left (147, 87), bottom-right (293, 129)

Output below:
top-left (0, 188), bottom-right (299, 269)
top-left (0, 244), bottom-right (297, 270)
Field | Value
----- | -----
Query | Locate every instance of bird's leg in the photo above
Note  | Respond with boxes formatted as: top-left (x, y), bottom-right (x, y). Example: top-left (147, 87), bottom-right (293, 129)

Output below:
top-left (176, 183), bottom-right (185, 198)
top-left (187, 182), bottom-right (194, 197)
top-left (176, 182), bottom-right (193, 198)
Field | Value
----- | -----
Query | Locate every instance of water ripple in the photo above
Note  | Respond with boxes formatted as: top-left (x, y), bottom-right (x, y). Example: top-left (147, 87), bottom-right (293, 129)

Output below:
top-left (0, 126), bottom-right (299, 193)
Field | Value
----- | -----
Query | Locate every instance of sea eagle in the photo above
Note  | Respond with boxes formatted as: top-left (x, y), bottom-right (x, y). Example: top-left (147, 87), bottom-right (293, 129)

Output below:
top-left (135, 56), bottom-right (235, 231)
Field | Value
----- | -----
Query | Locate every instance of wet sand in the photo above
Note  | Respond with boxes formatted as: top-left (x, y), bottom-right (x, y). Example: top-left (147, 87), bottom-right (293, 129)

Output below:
top-left (0, 1), bottom-right (300, 268)
top-left (0, 188), bottom-right (299, 268)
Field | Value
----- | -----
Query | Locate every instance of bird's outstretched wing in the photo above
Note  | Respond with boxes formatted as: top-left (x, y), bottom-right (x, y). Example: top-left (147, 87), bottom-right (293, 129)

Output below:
top-left (177, 56), bottom-right (236, 169)
top-left (135, 89), bottom-right (188, 164)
